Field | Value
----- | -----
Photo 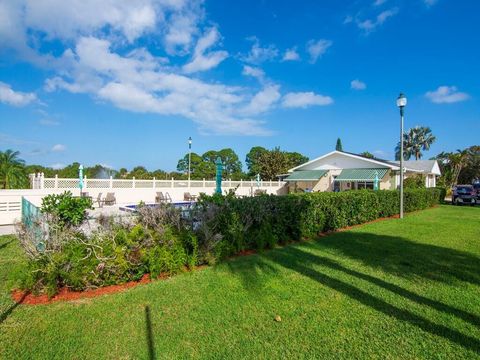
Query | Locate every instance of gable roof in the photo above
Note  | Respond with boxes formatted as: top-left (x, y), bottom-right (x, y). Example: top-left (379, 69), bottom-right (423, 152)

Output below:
top-left (289, 151), bottom-right (400, 172)
top-left (391, 160), bottom-right (441, 175)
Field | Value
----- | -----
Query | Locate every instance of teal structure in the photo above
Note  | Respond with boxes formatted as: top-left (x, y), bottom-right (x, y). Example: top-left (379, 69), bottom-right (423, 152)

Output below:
top-left (215, 157), bottom-right (223, 194)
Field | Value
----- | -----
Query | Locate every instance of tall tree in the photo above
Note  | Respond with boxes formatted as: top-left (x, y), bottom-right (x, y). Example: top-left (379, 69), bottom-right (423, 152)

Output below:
top-left (286, 152), bottom-right (309, 168)
top-left (459, 146), bottom-right (480, 183)
top-left (0, 149), bottom-right (27, 189)
top-left (245, 146), bottom-right (268, 176)
top-left (395, 126), bottom-right (436, 160)
top-left (257, 147), bottom-right (291, 180)
top-left (335, 138), bottom-right (343, 151)
top-left (360, 151), bottom-right (375, 159)
top-left (177, 152), bottom-right (204, 178)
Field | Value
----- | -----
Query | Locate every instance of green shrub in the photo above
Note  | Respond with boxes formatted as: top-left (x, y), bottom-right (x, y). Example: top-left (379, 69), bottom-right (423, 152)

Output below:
top-left (20, 207), bottom-right (199, 295)
top-left (19, 188), bottom-right (442, 296)
top-left (41, 191), bottom-right (93, 228)
top-left (195, 188), bottom-right (441, 259)
top-left (404, 175), bottom-right (426, 189)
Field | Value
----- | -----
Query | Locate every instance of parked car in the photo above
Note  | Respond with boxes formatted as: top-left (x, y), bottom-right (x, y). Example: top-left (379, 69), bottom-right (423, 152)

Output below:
top-left (452, 185), bottom-right (476, 205)
top-left (474, 182), bottom-right (480, 200)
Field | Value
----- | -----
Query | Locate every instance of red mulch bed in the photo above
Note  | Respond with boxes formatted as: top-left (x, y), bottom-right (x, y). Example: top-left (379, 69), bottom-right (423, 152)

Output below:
top-left (11, 210), bottom-right (419, 306)
top-left (12, 274), bottom-right (152, 305)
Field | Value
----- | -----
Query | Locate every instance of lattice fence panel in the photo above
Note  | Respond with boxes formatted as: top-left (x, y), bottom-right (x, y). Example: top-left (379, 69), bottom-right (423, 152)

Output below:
top-left (112, 180), bottom-right (134, 188)
top-left (173, 181), bottom-right (188, 188)
top-left (135, 180), bottom-right (154, 188)
top-left (56, 179), bottom-right (79, 189)
top-left (86, 179), bottom-right (111, 189)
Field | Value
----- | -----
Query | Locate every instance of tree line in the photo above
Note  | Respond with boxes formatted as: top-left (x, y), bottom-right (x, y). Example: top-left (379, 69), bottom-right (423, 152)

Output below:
top-left (0, 146), bottom-right (310, 189)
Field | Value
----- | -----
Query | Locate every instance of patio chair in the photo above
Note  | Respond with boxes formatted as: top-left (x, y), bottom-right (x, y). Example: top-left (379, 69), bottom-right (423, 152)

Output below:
top-left (155, 192), bottom-right (166, 203)
top-left (164, 192), bottom-right (172, 203)
top-left (103, 192), bottom-right (116, 206)
top-left (184, 192), bottom-right (197, 201)
top-left (96, 192), bottom-right (103, 208)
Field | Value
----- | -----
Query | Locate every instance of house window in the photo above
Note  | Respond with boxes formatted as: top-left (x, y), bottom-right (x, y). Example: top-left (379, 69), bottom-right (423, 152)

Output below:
top-left (357, 182), bottom-right (374, 190)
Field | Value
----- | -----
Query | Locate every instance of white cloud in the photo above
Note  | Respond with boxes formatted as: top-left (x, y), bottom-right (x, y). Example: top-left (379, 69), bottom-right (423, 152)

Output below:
top-left (44, 35), bottom-right (274, 135)
top-left (306, 39), bottom-right (332, 63)
top-left (0, 0), bottom-right (331, 136)
top-left (242, 65), bottom-right (265, 80)
top-left (242, 37), bottom-right (278, 64)
top-left (282, 48), bottom-right (300, 61)
top-left (281, 92), bottom-right (333, 108)
top-left (425, 86), bottom-right (469, 104)
top-left (351, 79), bottom-right (367, 90)
top-left (51, 144), bottom-right (66, 152)
top-left (0, 82), bottom-right (37, 106)
top-left (357, 8), bottom-right (399, 33)
top-left (183, 27), bottom-right (228, 73)
top-left (373, 0), bottom-right (387, 6)
top-left (241, 85), bottom-right (281, 116)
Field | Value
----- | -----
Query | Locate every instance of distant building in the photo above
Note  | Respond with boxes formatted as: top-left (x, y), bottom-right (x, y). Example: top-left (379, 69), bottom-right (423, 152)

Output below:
top-left (283, 151), bottom-right (441, 193)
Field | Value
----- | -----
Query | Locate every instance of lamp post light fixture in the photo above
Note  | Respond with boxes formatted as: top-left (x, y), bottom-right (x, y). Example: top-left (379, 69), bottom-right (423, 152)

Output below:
top-left (396, 93), bottom-right (407, 219)
top-left (188, 136), bottom-right (192, 183)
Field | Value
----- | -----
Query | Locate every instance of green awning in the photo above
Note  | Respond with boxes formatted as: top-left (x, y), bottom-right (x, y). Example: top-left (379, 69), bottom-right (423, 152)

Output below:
top-left (335, 168), bottom-right (388, 182)
top-left (284, 170), bottom-right (328, 181)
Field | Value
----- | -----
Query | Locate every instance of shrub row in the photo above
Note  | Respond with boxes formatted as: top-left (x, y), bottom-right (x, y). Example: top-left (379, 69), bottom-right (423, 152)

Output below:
top-left (18, 188), bottom-right (443, 295)
top-left (196, 188), bottom-right (443, 258)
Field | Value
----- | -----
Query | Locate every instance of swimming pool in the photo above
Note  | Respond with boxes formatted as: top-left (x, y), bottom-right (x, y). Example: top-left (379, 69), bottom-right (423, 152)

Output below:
top-left (119, 202), bottom-right (195, 213)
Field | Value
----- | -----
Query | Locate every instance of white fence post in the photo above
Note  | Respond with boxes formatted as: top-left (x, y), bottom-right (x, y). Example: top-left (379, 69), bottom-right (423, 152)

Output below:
top-left (40, 172), bottom-right (45, 189)
top-left (54, 174), bottom-right (58, 189)
top-left (171, 177), bottom-right (174, 188)
top-left (109, 176), bottom-right (113, 189)
top-left (132, 177), bottom-right (136, 188)
top-left (203, 178), bottom-right (206, 187)
top-left (153, 177), bottom-right (156, 189)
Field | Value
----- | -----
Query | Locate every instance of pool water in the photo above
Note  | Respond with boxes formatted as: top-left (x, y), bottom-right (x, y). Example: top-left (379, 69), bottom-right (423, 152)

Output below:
top-left (119, 202), bottom-right (195, 213)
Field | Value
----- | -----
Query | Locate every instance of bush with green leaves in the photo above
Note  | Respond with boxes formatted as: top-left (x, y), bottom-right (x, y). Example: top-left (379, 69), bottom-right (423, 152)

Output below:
top-left (20, 204), bottom-right (198, 296)
top-left (194, 188), bottom-right (442, 260)
top-left (404, 174), bottom-right (426, 189)
top-left (41, 191), bottom-right (93, 228)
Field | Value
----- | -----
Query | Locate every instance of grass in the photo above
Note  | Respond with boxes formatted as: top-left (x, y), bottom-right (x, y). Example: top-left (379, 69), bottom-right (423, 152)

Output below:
top-left (1, 205), bottom-right (479, 359)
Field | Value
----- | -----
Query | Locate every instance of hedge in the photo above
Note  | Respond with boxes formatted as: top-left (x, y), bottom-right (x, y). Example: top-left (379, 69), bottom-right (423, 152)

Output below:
top-left (197, 188), bottom-right (443, 258)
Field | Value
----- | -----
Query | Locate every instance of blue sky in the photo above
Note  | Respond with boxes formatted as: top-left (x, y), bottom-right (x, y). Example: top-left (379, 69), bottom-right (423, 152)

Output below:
top-left (0, 0), bottom-right (478, 171)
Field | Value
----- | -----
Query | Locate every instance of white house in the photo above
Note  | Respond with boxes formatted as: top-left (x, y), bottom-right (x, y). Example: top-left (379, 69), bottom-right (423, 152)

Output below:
top-left (283, 151), bottom-right (441, 192)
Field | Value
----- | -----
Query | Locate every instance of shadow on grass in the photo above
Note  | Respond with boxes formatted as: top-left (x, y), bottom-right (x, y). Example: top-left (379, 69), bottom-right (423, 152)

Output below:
top-left (0, 238), bottom-right (14, 251)
top-left (144, 305), bottom-right (156, 360)
top-left (225, 231), bottom-right (480, 352)
top-left (311, 231), bottom-right (480, 286)
top-left (0, 292), bottom-right (27, 325)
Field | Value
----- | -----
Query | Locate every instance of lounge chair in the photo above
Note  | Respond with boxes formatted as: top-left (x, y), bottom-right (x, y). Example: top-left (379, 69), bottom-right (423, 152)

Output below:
top-left (96, 192), bottom-right (103, 208)
top-left (184, 192), bottom-right (197, 201)
top-left (103, 192), bottom-right (116, 206)
top-left (164, 192), bottom-right (172, 203)
top-left (155, 192), bottom-right (166, 203)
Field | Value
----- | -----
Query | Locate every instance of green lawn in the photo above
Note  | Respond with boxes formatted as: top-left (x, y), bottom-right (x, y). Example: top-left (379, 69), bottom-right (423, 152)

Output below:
top-left (1, 205), bottom-right (479, 359)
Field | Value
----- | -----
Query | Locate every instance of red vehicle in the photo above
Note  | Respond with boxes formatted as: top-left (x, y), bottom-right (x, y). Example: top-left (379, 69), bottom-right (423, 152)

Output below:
top-left (452, 185), bottom-right (477, 206)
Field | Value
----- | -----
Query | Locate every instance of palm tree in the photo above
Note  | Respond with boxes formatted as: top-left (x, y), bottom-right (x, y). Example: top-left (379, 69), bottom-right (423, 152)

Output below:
top-left (0, 149), bottom-right (27, 189)
top-left (395, 126), bottom-right (436, 160)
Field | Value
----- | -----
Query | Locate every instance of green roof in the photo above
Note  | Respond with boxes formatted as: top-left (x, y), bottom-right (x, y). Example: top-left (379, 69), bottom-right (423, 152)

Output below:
top-left (335, 168), bottom-right (388, 182)
top-left (284, 170), bottom-right (328, 181)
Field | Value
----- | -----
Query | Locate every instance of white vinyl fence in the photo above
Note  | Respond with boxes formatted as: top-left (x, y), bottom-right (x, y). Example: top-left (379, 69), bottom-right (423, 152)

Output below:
top-left (0, 174), bottom-right (287, 226)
